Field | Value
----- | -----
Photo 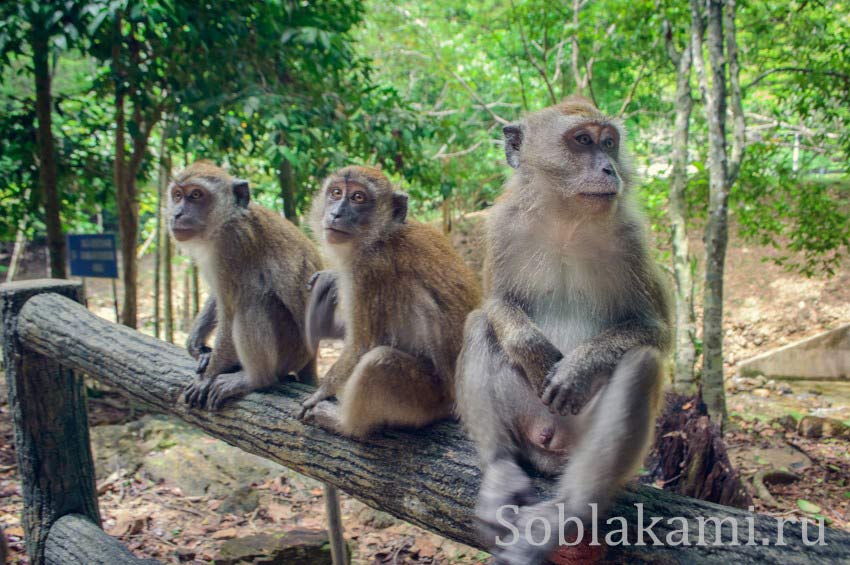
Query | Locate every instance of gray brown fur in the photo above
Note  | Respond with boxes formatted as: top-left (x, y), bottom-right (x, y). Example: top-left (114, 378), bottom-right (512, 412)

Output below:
top-left (299, 165), bottom-right (481, 438)
top-left (168, 160), bottom-right (321, 410)
top-left (455, 96), bottom-right (672, 564)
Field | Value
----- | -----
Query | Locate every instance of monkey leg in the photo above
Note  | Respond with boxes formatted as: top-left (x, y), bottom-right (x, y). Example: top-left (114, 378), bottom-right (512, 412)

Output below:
top-left (183, 321), bottom-right (240, 409)
top-left (334, 346), bottom-right (450, 438)
top-left (494, 346), bottom-right (663, 565)
top-left (458, 311), bottom-right (542, 546)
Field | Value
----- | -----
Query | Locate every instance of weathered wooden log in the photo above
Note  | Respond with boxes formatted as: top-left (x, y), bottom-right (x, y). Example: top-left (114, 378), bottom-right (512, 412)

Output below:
top-left (44, 514), bottom-right (158, 565)
top-left (12, 288), bottom-right (850, 563)
top-left (0, 280), bottom-right (101, 564)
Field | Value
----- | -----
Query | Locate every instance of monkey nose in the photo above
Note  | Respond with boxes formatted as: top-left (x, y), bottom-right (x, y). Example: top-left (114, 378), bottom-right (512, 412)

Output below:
top-left (602, 166), bottom-right (616, 176)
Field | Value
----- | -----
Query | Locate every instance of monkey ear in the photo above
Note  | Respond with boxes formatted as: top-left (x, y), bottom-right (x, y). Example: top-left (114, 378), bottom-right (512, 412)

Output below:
top-left (232, 179), bottom-right (250, 208)
top-left (391, 192), bottom-right (409, 223)
top-left (503, 123), bottom-right (523, 169)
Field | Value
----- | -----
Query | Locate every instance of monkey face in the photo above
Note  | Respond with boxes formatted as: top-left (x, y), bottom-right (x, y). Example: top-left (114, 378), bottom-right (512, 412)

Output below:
top-left (321, 180), bottom-right (376, 244)
top-left (314, 166), bottom-right (409, 247)
top-left (167, 161), bottom-right (251, 242)
top-left (169, 183), bottom-right (213, 241)
top-left (503, 97), bottom-right (633, 213)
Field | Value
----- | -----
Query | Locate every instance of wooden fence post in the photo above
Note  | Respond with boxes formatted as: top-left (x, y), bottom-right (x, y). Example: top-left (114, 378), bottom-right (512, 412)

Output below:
top-left (1, 279), bottom-right (100, 564)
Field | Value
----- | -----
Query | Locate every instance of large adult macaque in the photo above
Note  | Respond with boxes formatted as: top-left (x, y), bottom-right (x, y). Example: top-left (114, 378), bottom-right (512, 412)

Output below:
top-left (456, 96), bottom-right (672, 564)
top-left (168, 160), bottom-right (321, 410)
top-left (299, 165), bottom-right (481, 438)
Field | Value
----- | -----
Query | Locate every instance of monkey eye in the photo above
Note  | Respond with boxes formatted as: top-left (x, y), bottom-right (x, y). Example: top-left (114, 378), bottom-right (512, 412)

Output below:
top-left (190, 189), bottom-right (203, 200)
top-left (602, 138), bottom-right (615, 149)
top-left (350, 191), bottom-right (366, 204)
top-left (576, 133), bottom-right (593, 146)
top-left (329, 187), bottom-right (343, 200)
top-left (173, 191), bottom-right (183, 202)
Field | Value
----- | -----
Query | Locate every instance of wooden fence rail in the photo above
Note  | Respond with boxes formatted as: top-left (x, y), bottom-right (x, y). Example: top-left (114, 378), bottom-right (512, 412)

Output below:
top-left (2, 279), bottom-right (850, 564)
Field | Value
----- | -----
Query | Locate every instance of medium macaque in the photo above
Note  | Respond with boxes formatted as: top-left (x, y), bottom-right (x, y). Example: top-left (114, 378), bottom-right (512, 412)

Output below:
top-left (299, 165), bottom-right (481, 438)
top-left (168, 160), bottom-right (321, 410)
top-left (456, 96), bottom-right (671, 564)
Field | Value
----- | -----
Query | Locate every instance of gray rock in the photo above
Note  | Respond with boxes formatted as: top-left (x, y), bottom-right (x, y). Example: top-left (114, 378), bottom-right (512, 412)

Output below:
top-left (213, 530), bottom-right (337, 565)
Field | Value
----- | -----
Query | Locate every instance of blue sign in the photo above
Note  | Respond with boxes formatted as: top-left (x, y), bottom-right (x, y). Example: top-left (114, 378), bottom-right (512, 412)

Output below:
top-left (67, 234), bottom-right (119, 278)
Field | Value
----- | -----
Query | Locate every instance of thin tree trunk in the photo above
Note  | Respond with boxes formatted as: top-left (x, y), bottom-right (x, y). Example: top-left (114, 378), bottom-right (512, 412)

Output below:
top-left (31, 22), bottom-right (66, 278)
top-left (692, 0), bottom-right (730, 425)
top-left (191, 263), bottom-right (200, 316)
top-left (278, 155), bottom-right (298, 223)
top-left (163, 234), bottom-right (174, 344)
top-left (182, 268), bottom-right (190, 332)
top-left (666, 25), bottom-right (697, 394)
top-left (7, 189), bottom-right (30, 283)
top-left (154, 215), bottom-right (161, 339)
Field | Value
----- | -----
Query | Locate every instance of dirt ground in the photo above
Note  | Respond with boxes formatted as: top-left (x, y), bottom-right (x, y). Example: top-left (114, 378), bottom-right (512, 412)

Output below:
top-left (0, 218), bottom-right (848, 563)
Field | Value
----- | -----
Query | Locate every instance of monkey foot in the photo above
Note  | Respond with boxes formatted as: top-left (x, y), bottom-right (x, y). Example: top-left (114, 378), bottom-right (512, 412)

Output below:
top-left (205, 375), bottom-right (252, 411)
top-left (301, 400), bottom-right (343, 434)
top-left (182, 377), bottom-right (214, 409)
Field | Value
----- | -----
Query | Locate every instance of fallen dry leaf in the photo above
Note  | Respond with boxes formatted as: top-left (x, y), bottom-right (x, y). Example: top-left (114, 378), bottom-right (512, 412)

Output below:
top-left (211, 527), bottom-right (238, 540)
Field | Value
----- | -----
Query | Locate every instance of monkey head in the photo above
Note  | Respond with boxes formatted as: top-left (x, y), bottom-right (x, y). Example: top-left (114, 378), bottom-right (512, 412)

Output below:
top-left (167, 160), bottom-right (250, 243)
top-left (503, 95), bottom-right (634, 213)
top-left (310, 165), bottom-right (409, 249)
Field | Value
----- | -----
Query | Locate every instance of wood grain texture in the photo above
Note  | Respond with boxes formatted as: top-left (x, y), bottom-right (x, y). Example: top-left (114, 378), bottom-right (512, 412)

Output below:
top-left (1, 280), bottom-right (100, 564)
top-left (13, 290), bottom-right (850, 563)
top-left (45, 514), bottom-right (158, 565)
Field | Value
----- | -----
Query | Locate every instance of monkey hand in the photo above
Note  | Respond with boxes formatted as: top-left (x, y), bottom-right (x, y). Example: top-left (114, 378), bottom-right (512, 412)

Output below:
top-left (307, 269), bottom-right (337, 292)
top-left (540, 354), bottom-right (597, 416)
top-left (298, 383), bottom-right (336, 420)
top-left (194, 346), bottom-right (213, 375)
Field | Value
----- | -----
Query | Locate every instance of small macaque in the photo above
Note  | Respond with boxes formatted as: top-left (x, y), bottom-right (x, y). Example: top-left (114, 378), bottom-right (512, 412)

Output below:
top-left (456, 96), bottom-right (672, 564)
top-left (299, 166), bottom-right (481, 438)
top-left (168, 160), bottom-right (321, 410)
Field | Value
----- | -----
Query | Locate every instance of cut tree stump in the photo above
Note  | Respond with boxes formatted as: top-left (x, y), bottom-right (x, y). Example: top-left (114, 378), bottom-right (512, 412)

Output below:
top-left (645, 393), bottom-right (753, 508)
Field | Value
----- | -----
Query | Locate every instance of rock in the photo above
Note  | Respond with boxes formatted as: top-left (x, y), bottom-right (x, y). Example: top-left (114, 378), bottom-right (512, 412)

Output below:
top-left (752, 388), bottom-right (771, 398)
top-left (216, 486), bottom-right (260, 515)
top-left (777, 383), bottom-right (793, 395)
top-left (93, 415), bottom-right (291, 498)
top-left (797, 416), bottom-right (850, 439)
top-left (213, 530), bottom-right (336, 565)
top-left (773, 415), bottom-right (797, 432)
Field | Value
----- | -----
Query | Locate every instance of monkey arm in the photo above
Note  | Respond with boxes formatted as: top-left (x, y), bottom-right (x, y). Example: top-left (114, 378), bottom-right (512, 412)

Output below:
top-left (541, 318), bottom-right (667, 415)
top-left (186, 296), bottom-right (217, 373)
top-left (484, 298), bottom-right (563, 394)
top-left (305, 270), bottom-right (345, 354)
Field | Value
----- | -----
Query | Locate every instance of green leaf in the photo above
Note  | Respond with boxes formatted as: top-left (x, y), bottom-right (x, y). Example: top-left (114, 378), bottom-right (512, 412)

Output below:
top-left (797, 499), bottom-right (821, 514)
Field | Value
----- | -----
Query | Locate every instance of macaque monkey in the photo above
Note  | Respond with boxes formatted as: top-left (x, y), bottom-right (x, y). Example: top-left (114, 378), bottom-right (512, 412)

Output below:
top-left (456, 96), bottom-right (671, 564)
top-left (168, 160), bottom-right (321, 410)
top-left (299, 165), bottom-right (481, 438)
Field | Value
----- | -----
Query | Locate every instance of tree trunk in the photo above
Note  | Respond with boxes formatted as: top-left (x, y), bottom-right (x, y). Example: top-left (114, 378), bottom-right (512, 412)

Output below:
top-left (182, 268), bottom-right (190, 332)
top-left (31, 24), bottom-right (66, 279)
top-left (278, 155), bottom-right (298, 223)
top-left (191, 263), bottom-right (200, 316)
top-left (645, 393), bottom-right (751, 508)
top-left (691, 0), bottom-right (729, 425)
top-left (666, 28), bottom-right (697, 394)
top-left (0, 281), bottom-right (99, 563)
top-left (164, 235), bottom-right (173, 344)
top-left (14, 291), bottom-right (850, 563)
top-left (6, 227), bottom-right (27, 283)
